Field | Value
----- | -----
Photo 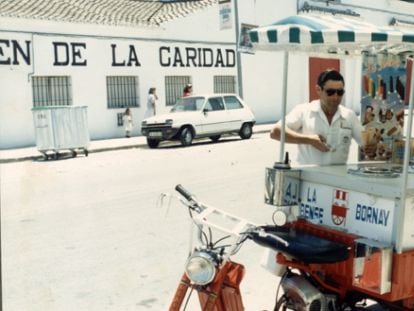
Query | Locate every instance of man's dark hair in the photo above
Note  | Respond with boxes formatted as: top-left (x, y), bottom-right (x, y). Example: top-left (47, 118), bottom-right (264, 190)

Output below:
top-left (317, 69), bottom-right (344, 88)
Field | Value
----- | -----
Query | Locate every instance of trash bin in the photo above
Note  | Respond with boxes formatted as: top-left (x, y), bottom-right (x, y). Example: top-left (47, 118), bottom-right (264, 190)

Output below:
top-left (32, 106), bottom-right (90, 160)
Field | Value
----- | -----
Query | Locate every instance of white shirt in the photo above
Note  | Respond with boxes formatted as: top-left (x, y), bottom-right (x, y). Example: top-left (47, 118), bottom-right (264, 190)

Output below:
top-left (144, 94), bottom-right (156, 118)
top-left (280, 100), bottom-right (362, 165)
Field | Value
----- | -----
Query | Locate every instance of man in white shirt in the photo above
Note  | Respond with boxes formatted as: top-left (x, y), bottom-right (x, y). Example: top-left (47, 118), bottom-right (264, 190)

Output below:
top-left (270, 69), bottom-right (363, 165)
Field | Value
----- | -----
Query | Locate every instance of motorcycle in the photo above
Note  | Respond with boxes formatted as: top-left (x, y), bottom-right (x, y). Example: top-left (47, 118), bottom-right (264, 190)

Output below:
top-left (167, 184), bottom-right (251, 311)
top-left (166, 184), bottom-right (396, 311)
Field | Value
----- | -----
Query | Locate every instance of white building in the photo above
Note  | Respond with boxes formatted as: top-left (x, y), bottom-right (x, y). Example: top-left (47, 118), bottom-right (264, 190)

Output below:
top-left (0, 0), bottom-right (413, 148)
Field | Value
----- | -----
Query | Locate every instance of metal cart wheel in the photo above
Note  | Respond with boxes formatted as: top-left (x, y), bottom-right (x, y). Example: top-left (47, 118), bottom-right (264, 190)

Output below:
top-left (41, 152), bottom-right (49, 161)
top-left (84, 149), bottom-right (89, 157)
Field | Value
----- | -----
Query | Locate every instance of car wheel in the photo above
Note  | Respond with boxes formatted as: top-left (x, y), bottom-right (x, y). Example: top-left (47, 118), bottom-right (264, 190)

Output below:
top-left (180, 127), bottom-right (194, 146)
top-left (147, 138), bottom-right (160, 148)
top-left (239, 123), bottom-right (253, 139)
top-left (209, 135), bottom-right (221, 142)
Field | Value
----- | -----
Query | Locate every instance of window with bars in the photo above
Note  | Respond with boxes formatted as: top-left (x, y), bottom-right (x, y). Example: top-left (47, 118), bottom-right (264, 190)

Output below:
top-left (214, 75), bottom-right (236, 94)
top-left (106, 76), bottom-right (139, 109)
top-left (32, 76), bottom-right (72, 107)
top-left (165, 76), bottom-right (192, 106)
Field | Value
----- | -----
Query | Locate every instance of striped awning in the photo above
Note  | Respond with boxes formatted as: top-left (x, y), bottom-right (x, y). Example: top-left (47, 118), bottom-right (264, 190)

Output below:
top-left (249, 14), bottom-right (414, 53)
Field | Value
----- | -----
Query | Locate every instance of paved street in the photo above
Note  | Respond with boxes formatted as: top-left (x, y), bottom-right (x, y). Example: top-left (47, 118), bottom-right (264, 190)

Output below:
top-left (1, 132), bottom-right (299, 311)
top-left (0, 131), bottom-right (381, 311)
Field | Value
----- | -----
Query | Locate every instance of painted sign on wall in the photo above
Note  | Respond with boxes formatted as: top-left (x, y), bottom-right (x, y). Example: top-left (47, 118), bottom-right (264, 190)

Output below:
top-left (219, 0), bottom-right (232, 30)
top-left (0, 38), bottom-right (236, 68)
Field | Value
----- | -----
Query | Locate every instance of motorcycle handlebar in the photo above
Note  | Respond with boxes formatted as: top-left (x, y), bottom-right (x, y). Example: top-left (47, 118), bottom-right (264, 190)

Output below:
top-left (175, 184), bottom-right (195, 202)
top-left (175, 184), bottom-right (207, 213)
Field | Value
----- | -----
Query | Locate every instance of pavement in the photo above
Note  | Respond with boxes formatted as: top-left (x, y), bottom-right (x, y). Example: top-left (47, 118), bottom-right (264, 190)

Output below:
top-left (0, 123), bottom-right (274, 164)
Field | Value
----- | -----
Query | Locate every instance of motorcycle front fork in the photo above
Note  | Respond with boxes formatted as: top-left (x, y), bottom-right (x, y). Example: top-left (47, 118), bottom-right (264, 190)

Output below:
top-left (169, 261), bottom-right (245, 311)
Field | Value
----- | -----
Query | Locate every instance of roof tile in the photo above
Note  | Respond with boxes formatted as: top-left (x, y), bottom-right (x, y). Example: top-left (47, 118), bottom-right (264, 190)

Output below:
top-left (0, 0), bottom-right (217, 27)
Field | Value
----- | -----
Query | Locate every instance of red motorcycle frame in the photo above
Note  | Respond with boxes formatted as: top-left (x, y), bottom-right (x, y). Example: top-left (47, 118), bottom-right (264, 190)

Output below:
top-left (167, 184), bottom-right (414, 310)
top-left (170, 261), bottom-right (245, 311)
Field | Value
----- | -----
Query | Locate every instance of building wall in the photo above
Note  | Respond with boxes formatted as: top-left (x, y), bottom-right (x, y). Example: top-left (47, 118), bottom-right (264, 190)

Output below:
top-left (0, 31), bottom-right (239, 147)
top-left (1, 0), bottom-right (413, 148)
top-left (0, 0), bottom-right (296, 149)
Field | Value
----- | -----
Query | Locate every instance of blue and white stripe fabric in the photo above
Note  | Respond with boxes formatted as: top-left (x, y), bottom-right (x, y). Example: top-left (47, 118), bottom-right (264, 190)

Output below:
top-left (249, 14), bottom-right (414, 52)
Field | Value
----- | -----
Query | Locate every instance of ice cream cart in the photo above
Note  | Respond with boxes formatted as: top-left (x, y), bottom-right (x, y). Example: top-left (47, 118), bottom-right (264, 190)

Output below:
top-left (250, 14), bottom-right (414, 309)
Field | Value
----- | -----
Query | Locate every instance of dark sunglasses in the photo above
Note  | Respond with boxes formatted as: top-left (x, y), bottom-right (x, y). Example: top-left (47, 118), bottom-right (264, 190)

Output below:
top-left (324, 88), bottom-right (345, 96)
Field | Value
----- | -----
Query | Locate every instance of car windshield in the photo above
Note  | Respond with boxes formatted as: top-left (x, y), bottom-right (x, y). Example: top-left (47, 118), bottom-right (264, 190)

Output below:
top-left (170, 97), bottom-right (205, 112)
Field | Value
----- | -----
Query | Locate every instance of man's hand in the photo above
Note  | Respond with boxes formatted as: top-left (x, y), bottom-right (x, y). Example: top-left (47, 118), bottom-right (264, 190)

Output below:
top-left (309, 134), bottom-right (330, 152)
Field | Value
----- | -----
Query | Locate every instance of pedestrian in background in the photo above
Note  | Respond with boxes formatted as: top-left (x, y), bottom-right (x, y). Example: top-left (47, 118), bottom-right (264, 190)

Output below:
top-left (145, 87), bottom-right (158, 117)
top-left (123, 107), bottom-right (133, 138)
top-left (182, 84), bottom-right (193, 97)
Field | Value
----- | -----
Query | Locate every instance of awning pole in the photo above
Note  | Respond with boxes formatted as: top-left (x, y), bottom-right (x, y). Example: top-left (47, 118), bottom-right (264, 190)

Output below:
top-left (279, 51), bottom-right (289, 163)
top-left (233, 0), bottom-right (243, 98)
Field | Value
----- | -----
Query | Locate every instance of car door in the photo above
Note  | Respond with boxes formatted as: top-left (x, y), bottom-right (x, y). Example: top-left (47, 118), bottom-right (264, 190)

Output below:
top-left (223, 95), bottom-right (246, 131)
top-left (201, 97), bottom-right (227, 134)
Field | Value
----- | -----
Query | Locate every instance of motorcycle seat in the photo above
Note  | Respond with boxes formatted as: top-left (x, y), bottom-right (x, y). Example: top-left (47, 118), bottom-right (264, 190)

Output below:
top-left (249, 227), bottom-right (349, 264)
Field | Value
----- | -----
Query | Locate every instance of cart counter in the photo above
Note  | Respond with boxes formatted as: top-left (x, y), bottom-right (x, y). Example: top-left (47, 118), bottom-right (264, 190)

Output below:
top-left (266, 163), bottom-right (414, 251)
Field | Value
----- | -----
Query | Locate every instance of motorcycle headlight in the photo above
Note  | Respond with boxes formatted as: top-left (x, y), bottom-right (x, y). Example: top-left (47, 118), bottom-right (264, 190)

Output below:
top-left (185, 251), bottom-right (217, 285)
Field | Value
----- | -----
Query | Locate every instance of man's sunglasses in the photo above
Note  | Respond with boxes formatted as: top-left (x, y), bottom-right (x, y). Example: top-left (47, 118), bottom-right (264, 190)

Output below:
top-left (324, 88), bottom-right (345, 96)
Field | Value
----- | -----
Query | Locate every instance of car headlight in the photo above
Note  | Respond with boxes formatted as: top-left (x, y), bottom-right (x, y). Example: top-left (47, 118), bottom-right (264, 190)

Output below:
top-left (141, 120), bottom-right (147, 126)
top-left (185, 251), bottom-right (217, 285)
top-left (166, 119), bottom-right (173, 125)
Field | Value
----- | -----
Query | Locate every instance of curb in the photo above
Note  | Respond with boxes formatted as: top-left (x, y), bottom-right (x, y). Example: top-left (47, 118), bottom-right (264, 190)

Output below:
top-left (0, 127), bottom-right (272, 164)
top-left (0, 144), bottom-right (147, 164)
top-left (0, 155), bottom-right (43, 164)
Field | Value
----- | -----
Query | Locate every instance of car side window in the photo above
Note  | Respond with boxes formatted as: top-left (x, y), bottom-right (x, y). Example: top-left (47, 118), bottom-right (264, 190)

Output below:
top-left (195, 98), bottom-right (205, 110)
top-left (224, 96), bottom-right (243, 110)
top-left (204, 101), bottom-right (213, 111)
top-left (183, 99), bottom-right (196, 111)
top-left (207, 97), bottom-right (225, 111)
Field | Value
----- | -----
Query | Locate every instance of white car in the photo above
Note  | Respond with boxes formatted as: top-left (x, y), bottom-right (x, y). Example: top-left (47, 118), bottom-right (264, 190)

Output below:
top-left (141, 94), bottom-right (256, 148)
